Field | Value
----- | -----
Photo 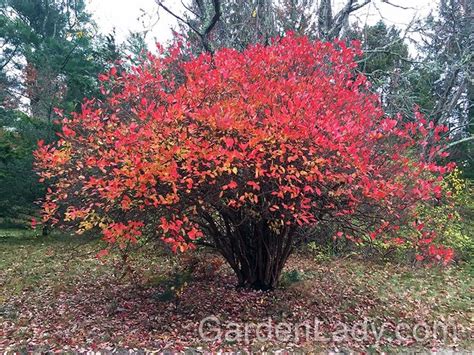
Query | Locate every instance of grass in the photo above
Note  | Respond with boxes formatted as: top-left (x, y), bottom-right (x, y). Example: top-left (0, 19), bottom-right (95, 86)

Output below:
top-left (0, 228), bottom-right (472, 352)
top-left (0, 229), bottom-right (100, 301)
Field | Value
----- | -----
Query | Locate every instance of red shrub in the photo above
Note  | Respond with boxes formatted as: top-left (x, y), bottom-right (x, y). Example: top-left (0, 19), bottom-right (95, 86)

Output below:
top-left (35, 35), bottom-right (453, 289)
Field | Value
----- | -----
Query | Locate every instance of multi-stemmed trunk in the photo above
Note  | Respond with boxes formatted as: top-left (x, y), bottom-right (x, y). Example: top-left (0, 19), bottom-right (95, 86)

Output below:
top-left (207, 215), bottom-right (295, 290)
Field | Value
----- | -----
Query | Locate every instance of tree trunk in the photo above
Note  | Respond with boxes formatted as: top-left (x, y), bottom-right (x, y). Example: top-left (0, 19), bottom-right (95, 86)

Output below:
top-left (211, 217), bottom-right (294, 290)
top-left (42, 222), bottom-right (49, 236)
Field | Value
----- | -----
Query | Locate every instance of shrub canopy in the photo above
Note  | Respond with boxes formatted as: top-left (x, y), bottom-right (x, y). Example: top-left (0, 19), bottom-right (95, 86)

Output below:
top-left (35, 35), bottom-right (454, 289)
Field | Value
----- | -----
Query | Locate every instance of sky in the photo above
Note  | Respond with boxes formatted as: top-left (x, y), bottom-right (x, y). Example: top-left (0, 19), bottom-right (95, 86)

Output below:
top-left (87, 0), bottom-right (436, 49)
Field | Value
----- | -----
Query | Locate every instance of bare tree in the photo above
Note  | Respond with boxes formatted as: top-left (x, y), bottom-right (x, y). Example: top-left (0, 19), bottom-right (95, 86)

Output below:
top-left (319, 0), bottom-right (371, 40)
top-left (157, 0), bottom-right (222, 53)
top-left (418, 0), bottom-right (473, 169)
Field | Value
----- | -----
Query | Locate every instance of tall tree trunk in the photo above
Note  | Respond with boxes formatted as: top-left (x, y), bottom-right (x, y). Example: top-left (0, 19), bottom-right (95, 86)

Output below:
top-left (318, 0), bottom-right (333, 39)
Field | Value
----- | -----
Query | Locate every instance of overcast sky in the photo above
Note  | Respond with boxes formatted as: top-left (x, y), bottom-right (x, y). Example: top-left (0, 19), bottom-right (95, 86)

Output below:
top-left (86, 0), bottom-right (436, 49)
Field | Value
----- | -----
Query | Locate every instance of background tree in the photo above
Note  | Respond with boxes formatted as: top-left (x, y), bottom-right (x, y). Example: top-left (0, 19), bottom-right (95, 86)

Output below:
top-left (415, 0), bottom-right (473, 178)
top-left (0, 0), bottom-right (115, 226)
top-left (346, 21), bottom-right (411, 115)
top-left (157, 0), bottom-right (375, 54)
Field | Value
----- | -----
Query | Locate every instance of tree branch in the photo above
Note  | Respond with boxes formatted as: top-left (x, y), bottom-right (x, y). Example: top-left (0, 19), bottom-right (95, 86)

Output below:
top-left (157, 1), bottom-right (202, 36)
top-left (381, 0), bottom-right (414, 10)
top-left (438, 136), bottom-right (474, 153)
top-left (328, 0), bottom-right (372, 39)
top-left (157, 0), bottom-right (221, 53)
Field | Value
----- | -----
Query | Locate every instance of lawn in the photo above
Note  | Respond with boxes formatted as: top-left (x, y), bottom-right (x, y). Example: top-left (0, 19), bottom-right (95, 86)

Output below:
top-left (1, 229), bottom-right (472, 352)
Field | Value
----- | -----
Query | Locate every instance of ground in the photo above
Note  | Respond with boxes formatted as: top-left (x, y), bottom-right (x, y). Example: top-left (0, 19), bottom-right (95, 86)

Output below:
top-left (1, 229), bottom-right (472, 352)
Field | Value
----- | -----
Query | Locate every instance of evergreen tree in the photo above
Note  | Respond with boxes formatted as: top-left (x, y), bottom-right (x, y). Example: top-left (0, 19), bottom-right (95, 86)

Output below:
top-left (0, 0), bottom-right (115, 225)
